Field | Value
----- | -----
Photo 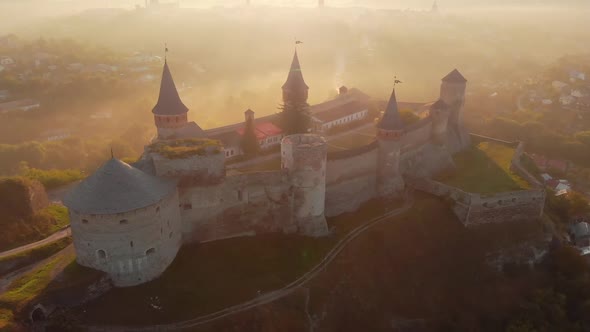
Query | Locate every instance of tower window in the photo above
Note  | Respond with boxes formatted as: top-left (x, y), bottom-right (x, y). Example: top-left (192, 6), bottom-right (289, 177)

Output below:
top-left (130, 241), bottom-right (134, 248)
top-left (97, 249), bottom-right (107, 260)
top-left (146, 248), bottom-right (156, 256)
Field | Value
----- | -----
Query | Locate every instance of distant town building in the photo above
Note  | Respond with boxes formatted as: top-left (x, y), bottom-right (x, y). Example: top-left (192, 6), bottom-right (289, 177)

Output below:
top-left (570, 70), bottom-right (586, 82)
top-left (0, 56), bottom-right (14, 66)
top-left (552, 80), bottom-right (569, 92)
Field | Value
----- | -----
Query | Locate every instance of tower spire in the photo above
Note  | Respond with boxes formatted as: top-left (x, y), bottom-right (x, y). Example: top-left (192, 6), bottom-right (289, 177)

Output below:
top-left (152, 61), bottom-right (188, 116)
top-left (377, 85), bottom-right (404, 131)
top-left (282, 45), bottom-right (309, 105)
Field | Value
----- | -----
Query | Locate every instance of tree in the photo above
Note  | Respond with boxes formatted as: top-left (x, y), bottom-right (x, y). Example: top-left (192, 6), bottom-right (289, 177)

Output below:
top-left (240, 116), bottom-right (260, 157)
top-left (278, 101), bottom-right (311, 135)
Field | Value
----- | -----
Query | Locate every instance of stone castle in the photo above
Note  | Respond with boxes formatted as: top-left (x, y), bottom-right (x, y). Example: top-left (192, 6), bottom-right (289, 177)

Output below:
top-left (64, 50), bottom-right (475, 287)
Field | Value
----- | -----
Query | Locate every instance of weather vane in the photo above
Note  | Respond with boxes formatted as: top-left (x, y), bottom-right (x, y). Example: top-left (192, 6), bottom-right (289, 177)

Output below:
top-left (164, 43), bottom-right (168, 62)
top-left (394, 76), bottom-right (403, 88)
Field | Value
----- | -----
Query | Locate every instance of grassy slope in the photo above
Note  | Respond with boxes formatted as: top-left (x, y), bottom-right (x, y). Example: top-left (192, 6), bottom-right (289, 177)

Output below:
top-left (0, 237), bottom-right (72, 277)
top-left (436, 141), bottom-right (530, 194)
top-left (0, 204), bottom-right (70, 252)
top-left (75, 197), bottom-right (404, 325)
top-left (136, 196), bottom-right (545, 332)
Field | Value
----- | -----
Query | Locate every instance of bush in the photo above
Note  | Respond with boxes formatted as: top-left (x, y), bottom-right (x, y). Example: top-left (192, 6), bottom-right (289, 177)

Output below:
top-left (21, 167), bottom-right (84, 190)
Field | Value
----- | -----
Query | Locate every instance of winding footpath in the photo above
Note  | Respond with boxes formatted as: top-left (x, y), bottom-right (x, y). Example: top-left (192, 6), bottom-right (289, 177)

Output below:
top-left (0, 227), bottom-right (71, 260)
top-left (89, 192), bottom-right (415, 332)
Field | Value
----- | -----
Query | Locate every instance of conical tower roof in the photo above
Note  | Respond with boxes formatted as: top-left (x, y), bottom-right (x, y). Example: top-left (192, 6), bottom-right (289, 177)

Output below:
top-left (64, 158), bottom-right (176, 215)
top-left (442, 69), bottom-right (467, 83)
top-left (152, 61), bottom-right (189, 116)
top-left (282, 50), bottom-right (309, 90)
top-left (377, 88), bottom-right (404, 131)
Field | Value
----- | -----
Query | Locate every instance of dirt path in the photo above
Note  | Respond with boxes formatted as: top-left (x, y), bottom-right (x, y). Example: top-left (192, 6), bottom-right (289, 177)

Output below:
top-left (0, 245), bottom-right (74, 295)
top-left (0, 227), bottom-right (71, 260)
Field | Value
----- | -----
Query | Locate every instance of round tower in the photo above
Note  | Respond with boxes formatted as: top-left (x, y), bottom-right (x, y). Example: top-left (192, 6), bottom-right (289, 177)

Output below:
top-left (281, 134), bottom-right (329, 237)
top-left (64, 158), bottom-right (182, 287)
top-left (376, 88), bottom-right (405, 197)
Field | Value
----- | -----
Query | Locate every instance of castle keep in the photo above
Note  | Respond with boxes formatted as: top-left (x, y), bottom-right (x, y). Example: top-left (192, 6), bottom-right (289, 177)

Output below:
top-left (65, 51), bottom-right (474, 287)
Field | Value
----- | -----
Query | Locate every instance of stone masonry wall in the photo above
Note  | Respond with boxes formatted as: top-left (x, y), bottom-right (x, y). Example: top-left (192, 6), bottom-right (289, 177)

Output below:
top-left (151, 152), bottom-right (225, 179)
top-left (179, 171), bottom-right (294, 243)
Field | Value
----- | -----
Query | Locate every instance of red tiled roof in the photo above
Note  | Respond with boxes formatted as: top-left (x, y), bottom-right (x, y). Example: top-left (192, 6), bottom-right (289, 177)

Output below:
top-left (236, 121), bottom-right (283, 140)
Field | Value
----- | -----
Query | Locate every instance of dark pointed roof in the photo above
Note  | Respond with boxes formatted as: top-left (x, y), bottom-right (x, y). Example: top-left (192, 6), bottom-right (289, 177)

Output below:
top-left (442, 69), bottom-right (467, 83)
top-left (64, 158), bottom-right (176, 214)
top-left (377, 88), bottom-right (404, 131)
top-left (282, 50), bottom-right (309, 90)
top-left (152, 61), bottom-right (189, 116)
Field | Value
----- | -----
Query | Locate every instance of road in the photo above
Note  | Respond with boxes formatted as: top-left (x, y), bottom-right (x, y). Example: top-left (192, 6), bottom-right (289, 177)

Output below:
top-left (0, 227), bottom-right (71, 260)
top-left (88, 191), bottom-right (414, 332)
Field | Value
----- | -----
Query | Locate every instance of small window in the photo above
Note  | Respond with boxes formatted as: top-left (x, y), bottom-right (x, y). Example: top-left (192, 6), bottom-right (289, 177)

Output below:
top-left (119, 219), bottom-right (128, 225)
top-left (130, 241), bottom-right (134, 248)
top-left (146, 248), bottom-right (156, 256)
top-left (183, 204), bottom-right (192, 210)
top-left (97, 249), bottom-right (107, 260)
top-left (82, 219), bottom-right (89, 224)
top-left (156, 206), bottom-right (160, 213)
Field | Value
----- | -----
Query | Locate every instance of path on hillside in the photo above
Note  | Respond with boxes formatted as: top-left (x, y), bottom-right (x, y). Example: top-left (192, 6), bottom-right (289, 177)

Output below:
top-left (88, 191), bottom-right (414, 332)
top-left (0, 245), bottom-right (74, 294)
top-left (0, 227), bottom-right (71, 260)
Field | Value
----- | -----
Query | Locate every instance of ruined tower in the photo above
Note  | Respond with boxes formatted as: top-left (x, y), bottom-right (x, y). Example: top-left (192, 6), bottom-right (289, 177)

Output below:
top-left (440, 69), bottom-right (469, 152)
top-left (281, 134), bottom-right (329, 237)
top-left (282, 50), bottom-right (309, 106)
top-left (152, 61), bottom-right (190, 139)
top-left (376, 88), bottom-right (405, 197)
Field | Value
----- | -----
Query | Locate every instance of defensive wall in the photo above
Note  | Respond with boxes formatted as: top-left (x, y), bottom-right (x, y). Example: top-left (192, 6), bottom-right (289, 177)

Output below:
top-left (407, 137), bottom-right (546, 227)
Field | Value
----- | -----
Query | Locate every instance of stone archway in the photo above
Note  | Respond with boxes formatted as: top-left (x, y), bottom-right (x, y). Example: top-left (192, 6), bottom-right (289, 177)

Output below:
top-left (30, 304), bottom-right (47, 322)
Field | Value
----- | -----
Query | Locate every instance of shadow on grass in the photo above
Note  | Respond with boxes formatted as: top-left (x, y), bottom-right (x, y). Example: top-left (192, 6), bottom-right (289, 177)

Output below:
top-left (73, 196), bottom-right (404, 326)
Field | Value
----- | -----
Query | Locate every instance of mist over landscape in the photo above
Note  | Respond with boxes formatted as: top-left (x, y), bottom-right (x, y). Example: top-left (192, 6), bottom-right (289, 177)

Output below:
top-left (2, 1), bottom-right (590, 331)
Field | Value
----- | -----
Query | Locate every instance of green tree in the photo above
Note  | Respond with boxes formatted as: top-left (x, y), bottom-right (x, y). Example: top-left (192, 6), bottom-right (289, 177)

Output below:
top-left (240, 116), bottom-right (260, 157)
top-left (278, 101), bottom-right (311, 135)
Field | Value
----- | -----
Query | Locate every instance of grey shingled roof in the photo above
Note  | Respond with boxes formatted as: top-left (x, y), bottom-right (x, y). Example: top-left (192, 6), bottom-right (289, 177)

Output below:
top-left (64, 158), bottom-right (176, 214)
top-left (442, 69), bottom-right (467, 83)
top-left (377, 88), bottom-right (404, 130)
top-left (152, 61), bottom-right (189, 116)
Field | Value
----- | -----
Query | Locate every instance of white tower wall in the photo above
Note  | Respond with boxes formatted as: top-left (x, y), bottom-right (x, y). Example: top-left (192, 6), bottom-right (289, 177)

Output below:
top-left (281, 134), bottom-right (329, 237)
top-left (69, 191), bottom-right (182, 287)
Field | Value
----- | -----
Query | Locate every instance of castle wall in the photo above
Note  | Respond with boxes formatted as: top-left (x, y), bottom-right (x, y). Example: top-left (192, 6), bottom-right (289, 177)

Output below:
top-left (69, 191), bottom-right (182, 287)
top-left (466, 190), bottom-right (545, 226)
top-left (151, 152), bottom-right (225, 179)
top-left (179, 171), bottom-right (293, 243)
top-left (400, 119), bottom-right (433, 151)
top-left (325, 173), bottom-right (377, 217)
top-left (408, 177), bottom-right (545, 227)
top-left (324, 144), bottom-right (379, 217)
top-left (400, 143), bottom-right (455, 179)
